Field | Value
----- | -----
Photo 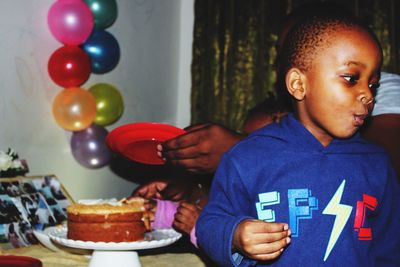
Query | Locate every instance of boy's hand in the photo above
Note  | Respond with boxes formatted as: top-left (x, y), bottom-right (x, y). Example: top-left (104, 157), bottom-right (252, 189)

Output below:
top-left (173, 201), bottom-right (201, 235)
top-left (233, 219), bottom-right (291, 261)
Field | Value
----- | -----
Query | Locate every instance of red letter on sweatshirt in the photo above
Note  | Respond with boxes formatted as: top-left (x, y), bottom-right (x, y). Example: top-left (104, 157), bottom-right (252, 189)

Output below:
top-left (354, 194), bottom-right (377, 240)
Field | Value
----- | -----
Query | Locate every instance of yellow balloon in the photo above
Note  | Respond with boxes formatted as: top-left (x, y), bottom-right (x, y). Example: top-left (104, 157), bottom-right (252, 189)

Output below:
top-left (89, 83), bottom-right (124, 126)
top-left (52, 87), bottom-right (97, 131)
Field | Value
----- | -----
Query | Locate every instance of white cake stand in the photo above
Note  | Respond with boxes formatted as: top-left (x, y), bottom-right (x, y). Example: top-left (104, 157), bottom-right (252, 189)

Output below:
top-left (48, 227), bottom-right (182, 267)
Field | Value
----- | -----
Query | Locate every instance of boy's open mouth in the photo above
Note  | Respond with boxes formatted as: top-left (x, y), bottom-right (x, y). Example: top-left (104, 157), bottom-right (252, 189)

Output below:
top-left (353, 114), bottom-right (367, 127)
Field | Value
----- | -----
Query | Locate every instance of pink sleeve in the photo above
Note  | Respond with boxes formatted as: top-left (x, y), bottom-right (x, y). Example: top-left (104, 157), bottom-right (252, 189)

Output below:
top-left (151, 199), bottom-right (178, 229)
top-left (190, 226), bottom-right (198, 248)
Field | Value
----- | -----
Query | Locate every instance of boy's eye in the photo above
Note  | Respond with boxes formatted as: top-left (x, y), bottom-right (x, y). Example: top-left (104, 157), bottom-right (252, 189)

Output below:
top-left (368, 83), bottom-right (380, 90)
top-left (369, 82), bottom-right (380, 96)
top-left (342, 75), bottom-right (358, 83)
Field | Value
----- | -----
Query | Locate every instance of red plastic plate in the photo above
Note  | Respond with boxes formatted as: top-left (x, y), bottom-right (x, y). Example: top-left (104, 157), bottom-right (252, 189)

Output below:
top-left (0, 255), bottom-right (42, 267)
top-left (107, 122), bottom-right (185, 165)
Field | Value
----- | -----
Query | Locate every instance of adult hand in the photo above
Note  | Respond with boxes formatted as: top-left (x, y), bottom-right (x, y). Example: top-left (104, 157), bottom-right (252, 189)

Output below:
top-left (232, 219), bottom-right (291, 261)
top-left (173, 201), bottom-right (201, 235)
top-left (158, 123), bottom-right (246, 173)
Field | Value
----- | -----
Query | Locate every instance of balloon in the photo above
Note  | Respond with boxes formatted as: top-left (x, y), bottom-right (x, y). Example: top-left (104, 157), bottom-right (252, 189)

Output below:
top-left (82, 30), bottom-right (120, 74)
top-left (83, 0), bottom-right (117, 29)
top-left (52, 87), bottom-right (97, 131)
top-left (48, 0), bottom-right (94, 45)
top-left (48, 46), bottom-right (91, 88)
top-left (89, 83), bottom-right (124, 126)
top-left (70, 124), bottom-right (111, 168)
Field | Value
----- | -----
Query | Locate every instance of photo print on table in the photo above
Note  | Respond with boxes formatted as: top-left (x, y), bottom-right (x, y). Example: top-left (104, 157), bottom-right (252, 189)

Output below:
top-left (0, 175), bottom-right (72, 248)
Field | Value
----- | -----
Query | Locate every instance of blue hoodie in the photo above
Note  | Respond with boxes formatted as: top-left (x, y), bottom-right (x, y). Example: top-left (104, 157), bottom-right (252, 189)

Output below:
top-left (196, 114), bottom-right (400, 267)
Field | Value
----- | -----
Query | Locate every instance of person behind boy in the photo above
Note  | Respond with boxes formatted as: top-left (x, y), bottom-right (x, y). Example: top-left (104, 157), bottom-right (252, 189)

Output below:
top-left (242, 96), bottom-right (289, 134)
top-left (132, 95), bottom-right (288, 247)
top-left (196, 12), bottom-right (400, 267)
top-left (361, 71), bottom-right (400, 178)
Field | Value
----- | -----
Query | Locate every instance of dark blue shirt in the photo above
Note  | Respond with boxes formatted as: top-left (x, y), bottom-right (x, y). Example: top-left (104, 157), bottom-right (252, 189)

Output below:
top-left (197, 114), bottom-right (400, 266)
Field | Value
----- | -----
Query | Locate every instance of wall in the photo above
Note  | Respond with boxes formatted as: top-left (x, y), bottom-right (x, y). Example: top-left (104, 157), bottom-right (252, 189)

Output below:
top-left (0, 0), bottom-right (193, 200)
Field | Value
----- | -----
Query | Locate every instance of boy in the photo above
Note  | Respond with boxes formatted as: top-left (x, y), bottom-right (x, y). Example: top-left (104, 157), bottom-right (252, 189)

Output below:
top-left (196, 12), bottom-right (400, 266)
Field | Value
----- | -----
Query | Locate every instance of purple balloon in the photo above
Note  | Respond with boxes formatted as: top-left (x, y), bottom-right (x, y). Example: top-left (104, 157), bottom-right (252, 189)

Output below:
top-left (70, 124), bottom-right (111, 169)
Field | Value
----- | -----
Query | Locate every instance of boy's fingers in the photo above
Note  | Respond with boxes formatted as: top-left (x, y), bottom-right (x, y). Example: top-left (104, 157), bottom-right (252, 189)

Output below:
top-left (252, 248), bottom-right (284, 262)
top-left (250, 230), bottom-right (291, 244)
top-left (248, 237), bottom-right (290, 255)
top-left (255, 222), bottom-right (289, 233)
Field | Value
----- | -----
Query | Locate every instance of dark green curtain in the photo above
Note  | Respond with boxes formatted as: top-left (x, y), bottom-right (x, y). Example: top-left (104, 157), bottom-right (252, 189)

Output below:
top-left (190, 0), bottom-right (400, 131)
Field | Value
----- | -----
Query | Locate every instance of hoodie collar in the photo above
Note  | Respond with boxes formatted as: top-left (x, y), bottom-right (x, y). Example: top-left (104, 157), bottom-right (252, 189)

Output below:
top-left (253, 113), bottom-right (376, 154)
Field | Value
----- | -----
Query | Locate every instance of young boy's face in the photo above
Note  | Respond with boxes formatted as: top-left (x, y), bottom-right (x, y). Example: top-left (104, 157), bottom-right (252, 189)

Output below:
top-left (293, 27), bottom-right (382, 146)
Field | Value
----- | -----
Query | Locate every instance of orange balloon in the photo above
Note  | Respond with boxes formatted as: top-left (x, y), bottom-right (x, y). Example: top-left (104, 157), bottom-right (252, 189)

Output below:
top-left (52, 87), bottom-right (97, 131)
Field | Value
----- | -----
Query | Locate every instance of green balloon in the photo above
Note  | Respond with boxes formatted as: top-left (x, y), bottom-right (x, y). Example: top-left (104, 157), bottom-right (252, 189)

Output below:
top-left (84, 0), bottom-right (117, 29)
top-left (89, 83), bottom-right (124, 126)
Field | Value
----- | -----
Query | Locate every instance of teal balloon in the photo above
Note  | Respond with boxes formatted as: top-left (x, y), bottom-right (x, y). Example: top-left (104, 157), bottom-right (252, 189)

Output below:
top-left (89, 83), bottom-right (124, 126)
top-left (84, 0), bottom-right (117, 29)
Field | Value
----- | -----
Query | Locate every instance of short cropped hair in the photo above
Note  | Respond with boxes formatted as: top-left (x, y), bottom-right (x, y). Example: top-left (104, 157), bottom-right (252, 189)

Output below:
top-left (279, 13), bottom-right (382, 76)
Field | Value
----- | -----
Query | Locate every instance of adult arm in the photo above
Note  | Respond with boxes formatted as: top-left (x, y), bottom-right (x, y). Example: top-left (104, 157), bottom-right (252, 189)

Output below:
top-left (158, 123), bottom-right (246, 174)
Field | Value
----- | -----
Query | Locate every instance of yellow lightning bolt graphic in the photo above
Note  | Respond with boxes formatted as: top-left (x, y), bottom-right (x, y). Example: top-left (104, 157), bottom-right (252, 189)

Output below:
top-left (322, 179), bottom-right (353, 261)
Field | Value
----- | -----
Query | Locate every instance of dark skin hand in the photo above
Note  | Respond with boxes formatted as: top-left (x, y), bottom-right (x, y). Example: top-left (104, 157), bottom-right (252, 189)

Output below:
top-left (131, 179), bottom-right (168, 200)
top-left (158, 123), bottom-right (246, 174)
top-left (233, 219), bottom-right (291, 261)
top-left (159, 180), bottom-right (198, 201)
top-left (173, 201), bottom-right (202, 235)
top-left (131, 179), bottom-right (194, 202)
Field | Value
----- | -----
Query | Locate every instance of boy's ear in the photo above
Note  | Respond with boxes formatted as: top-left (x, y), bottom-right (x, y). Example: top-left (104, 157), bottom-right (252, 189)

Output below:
top-left (286, 68), bottom-right (306, 101)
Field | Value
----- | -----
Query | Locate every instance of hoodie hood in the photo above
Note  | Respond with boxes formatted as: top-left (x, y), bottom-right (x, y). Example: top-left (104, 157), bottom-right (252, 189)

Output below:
top-left (237, 113), bottom-right (384, 155)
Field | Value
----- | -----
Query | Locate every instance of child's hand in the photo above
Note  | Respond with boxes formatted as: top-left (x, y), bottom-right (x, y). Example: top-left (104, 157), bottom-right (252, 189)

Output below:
top-left (131, 179), bottom-right (195, 202)
top-left (173, 201), bottom-right (201, 235)
top-left (131, 180), bottom-right (168, 199)
top-left (159, 181), bottom-right (192, 201)
top-left (232, 219), bottom-right (291, 261)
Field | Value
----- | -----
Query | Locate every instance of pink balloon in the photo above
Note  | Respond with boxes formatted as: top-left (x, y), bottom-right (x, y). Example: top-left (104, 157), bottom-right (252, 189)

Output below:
top-left (48, 0), bottom-right (94, 45)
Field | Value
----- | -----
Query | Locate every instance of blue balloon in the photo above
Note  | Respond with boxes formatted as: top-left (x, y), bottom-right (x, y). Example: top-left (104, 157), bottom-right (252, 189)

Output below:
top-left (82, 30), bottom-right (120, 74)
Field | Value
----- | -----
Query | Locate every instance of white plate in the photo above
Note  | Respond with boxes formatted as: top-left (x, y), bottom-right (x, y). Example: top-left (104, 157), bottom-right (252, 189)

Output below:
top-left (48, 227), bottom-right (182, 251)
top-left (33, 227), bottom-right (62, 252)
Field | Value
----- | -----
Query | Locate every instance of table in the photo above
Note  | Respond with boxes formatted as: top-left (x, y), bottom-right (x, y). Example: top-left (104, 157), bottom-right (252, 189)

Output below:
top-left (0, 243), bottom-right (210, 267)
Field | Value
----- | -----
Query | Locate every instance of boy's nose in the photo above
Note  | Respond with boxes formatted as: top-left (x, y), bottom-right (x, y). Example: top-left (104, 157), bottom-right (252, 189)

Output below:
top-left (358, 83), bottom-right (375, 105)
top-left (360, 96), bottom-right (374, 105)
